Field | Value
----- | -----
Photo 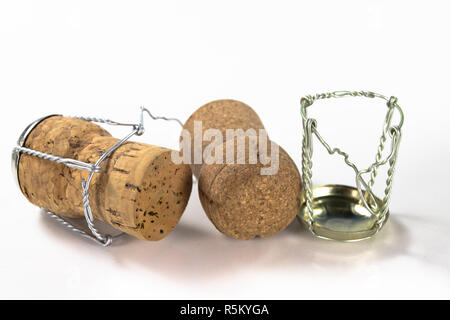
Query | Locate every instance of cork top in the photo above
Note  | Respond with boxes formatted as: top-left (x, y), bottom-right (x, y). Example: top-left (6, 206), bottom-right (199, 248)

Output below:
top-left (182, 99), bottom-right (267, 178)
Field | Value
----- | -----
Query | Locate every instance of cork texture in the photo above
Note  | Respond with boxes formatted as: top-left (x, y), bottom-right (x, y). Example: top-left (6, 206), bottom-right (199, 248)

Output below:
top-left (18, 116), bottom-right (192, 241)
top-left (182, 99), bottom-right (302, 240)
top-left (199, 136), bottom-right (302, 239)
top-left (182, 99), bottom-right (266, 178)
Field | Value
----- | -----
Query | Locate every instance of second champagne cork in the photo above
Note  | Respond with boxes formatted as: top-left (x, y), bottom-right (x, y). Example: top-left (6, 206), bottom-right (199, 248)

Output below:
top-left (182, 99), bottom-right (302, 240)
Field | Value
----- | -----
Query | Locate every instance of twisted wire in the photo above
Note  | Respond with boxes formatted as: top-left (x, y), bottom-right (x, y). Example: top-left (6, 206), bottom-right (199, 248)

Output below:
top-left (14, 146), bottom-right (60, 162)
top-left (80, 179), bottom-right (111, 245)
top-left (369, 131), bottom-right (388, 188)
top-left (368, 98), bottom-right (397, 188)
top-left (43, 210), bottom-right (111, 246)
top-left (377, 127), bottom-right (402, 228)
top-left (71, 116), bottom-right (136, 127)
top-left (300, 90), bottom-right (404, 231)
top-left (301, 91), bottom-right (386, 110)
top-left (141, 107), bottom-right (183, 127)
top-left (301, 120), bottom-right (314, 230)
top-left (13, 146), bottom-right (100, 172)
top-left (311, 127), bottom-right (360, 175)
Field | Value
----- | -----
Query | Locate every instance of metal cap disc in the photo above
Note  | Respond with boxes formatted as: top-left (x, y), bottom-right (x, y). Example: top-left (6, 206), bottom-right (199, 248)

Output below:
top-left (298, 184), bottom-right (389, 241)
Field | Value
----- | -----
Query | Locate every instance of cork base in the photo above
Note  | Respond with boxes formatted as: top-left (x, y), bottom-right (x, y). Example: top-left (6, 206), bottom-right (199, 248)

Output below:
top-left (108, 148), bottom-right (193, 241)
top-left (198, 142), bottom-right (301, 240)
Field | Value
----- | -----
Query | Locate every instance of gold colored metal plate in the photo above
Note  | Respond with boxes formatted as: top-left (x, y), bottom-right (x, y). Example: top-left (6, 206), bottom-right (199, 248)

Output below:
top-left (298, 185), bottom-right (389, 241)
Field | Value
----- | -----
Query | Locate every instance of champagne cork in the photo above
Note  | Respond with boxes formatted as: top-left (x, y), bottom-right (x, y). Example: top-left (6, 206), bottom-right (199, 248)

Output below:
top-left (182, 99), bottom-right (302, 240)
top-left (17, 116), bottom-right (192, 241)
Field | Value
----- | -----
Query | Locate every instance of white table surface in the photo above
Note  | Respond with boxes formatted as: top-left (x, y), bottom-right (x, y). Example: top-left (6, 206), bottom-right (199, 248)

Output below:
top-left (1, 0), bottom-right (449, 299)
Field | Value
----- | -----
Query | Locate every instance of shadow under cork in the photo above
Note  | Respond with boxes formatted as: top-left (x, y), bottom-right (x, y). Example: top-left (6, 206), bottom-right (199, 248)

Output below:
top-left (38, 187), bottom-right (411, 285)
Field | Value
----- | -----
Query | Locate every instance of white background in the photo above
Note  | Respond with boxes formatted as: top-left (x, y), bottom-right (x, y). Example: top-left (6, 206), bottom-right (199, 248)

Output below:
top-left (1, 0), bottom-right (449, 299)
